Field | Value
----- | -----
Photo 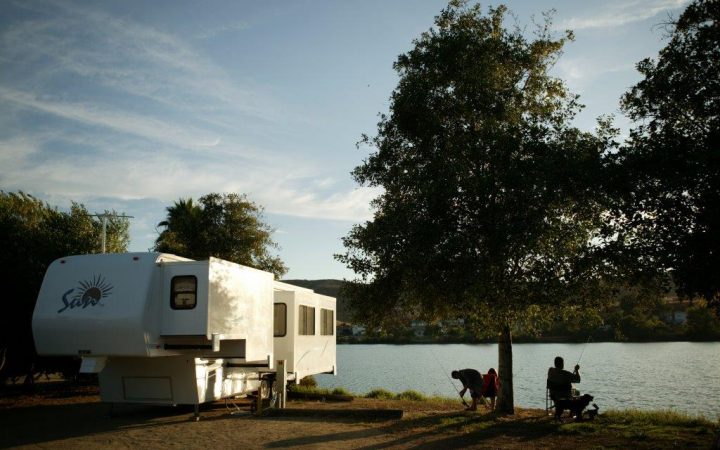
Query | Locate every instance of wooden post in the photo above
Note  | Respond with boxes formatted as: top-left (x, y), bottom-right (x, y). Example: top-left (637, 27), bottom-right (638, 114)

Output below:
top-left (277, 360), bottom-right (287, 409)
top-left (255, 381), bottom-right (263, 416)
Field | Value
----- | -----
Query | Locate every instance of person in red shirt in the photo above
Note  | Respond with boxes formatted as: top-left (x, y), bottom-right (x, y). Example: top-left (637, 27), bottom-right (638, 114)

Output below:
top-left (482, 368), bottom-right (500, 410)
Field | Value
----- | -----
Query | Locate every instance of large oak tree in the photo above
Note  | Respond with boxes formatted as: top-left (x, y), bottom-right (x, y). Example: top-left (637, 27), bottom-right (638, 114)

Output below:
top-left (337, 2), bottom-right (613, 413)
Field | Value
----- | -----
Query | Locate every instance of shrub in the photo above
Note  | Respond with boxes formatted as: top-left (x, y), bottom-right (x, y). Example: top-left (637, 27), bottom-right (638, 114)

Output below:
top-left (298, 375), bottom-right (317, 388)
top-left (331, 387), bottom-right (352, 396)
top-left (289, 384), bottom-right (355, 398)
top-left (365, 388), bottom-right (396, 400)
top-left (396, 390), bottom-right (427, 401)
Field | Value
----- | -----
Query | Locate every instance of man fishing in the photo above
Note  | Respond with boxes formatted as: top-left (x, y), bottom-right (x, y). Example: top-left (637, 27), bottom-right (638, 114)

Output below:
top-left (451, 369), bottom-right (484, 411)
top-left (547, 356), bottom-right (580, 399)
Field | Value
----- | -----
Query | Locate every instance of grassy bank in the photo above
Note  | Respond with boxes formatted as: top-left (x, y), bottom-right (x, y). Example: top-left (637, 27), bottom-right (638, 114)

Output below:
top-left (289, 385), bottom-right (719, 449)
top-left (2, 382), bottom-right (718, 449)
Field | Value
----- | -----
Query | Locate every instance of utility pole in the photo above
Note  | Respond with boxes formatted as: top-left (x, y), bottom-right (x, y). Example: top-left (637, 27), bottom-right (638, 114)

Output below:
top-left (90, 212), bottom-right (134, 253)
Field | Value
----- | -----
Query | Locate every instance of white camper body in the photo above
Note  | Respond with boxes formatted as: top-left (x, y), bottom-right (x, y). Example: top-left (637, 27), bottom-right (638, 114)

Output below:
top-left (274, 282), bottom-right (337, 380)
top-left (32, 253), bottom-right (336, 406)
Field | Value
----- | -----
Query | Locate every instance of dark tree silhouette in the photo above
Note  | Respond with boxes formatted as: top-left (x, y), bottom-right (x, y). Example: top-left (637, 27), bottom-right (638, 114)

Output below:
top-left (155, 193), bottom-right (287, 278)
top-left (0, 191), bottom-right (129, 384)
top-left (612, 0), bottom-right (720, 310)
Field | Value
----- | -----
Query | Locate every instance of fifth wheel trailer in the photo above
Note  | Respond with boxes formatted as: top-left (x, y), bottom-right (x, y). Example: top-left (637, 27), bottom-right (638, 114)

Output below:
top-left (32, 252), bottom-right (336, 409)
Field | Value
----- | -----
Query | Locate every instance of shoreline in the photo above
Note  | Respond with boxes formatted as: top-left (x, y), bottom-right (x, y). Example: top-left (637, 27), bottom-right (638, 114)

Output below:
top-left (1, 383), bottom-right (718, 449)
top-left (337, 337), bottom-right (720, 344)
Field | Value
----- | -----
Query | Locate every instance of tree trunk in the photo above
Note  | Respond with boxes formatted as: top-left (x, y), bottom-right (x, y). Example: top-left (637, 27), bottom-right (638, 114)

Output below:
top-left (496, 323), bottom-right (514, 414)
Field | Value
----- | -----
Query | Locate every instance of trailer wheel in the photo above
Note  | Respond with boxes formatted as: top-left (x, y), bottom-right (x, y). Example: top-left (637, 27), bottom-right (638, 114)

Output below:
top-left (260, 378), bottom-right (272, 399)
top-left (269, 379), bottom-right (281, 408)
top-left (261, 375), bottom-right (280, 408)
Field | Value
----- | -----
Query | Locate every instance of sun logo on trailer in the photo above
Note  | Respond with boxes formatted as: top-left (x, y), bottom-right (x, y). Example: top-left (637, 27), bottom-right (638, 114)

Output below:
top-left (57, 275), bottom-right (114, 313)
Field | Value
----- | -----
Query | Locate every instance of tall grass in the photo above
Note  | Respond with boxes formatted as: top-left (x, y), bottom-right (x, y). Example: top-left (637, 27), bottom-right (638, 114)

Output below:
top-left (289, 384), bottom-right (353, 397)
top-left (364, 388), bottom-right (459, 404)
top-left (602, 409), bottom-right (718, 428)
top-left (365, 388), bottom-right (395, 400)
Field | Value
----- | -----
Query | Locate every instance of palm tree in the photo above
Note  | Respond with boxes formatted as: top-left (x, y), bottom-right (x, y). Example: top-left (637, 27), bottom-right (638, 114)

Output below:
top-left (155, 198), bottom-right (203, 258)
top-left (154, 194), bottom-right (287, 278)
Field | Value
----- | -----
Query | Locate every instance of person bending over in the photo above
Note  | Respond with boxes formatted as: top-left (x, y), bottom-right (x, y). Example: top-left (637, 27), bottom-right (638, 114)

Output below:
top-left (451, 368), bottom-right (484, 411)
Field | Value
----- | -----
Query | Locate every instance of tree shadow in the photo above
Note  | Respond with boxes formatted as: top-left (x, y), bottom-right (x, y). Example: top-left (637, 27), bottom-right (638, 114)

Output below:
top-left (0, 401), bottom-right (246, 448)
top-left (265, 411), bottom-right (557, 449)
top-left (263, 408), bottom-right (403, 423)
top-left (374, 415), bottom-right (557, 449)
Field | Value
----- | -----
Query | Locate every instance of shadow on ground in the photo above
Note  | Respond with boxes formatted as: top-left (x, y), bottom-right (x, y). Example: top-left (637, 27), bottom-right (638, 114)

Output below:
top-left (264, 410), bottom-right (557, 449)
top-left (0, 401), bottom-right (235, 447)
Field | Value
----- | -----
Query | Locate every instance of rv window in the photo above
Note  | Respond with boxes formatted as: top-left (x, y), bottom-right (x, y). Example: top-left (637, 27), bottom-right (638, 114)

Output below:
top-left (321, 308), bottom-right (334, 336)
top-left (274, 303), bottom-right (287, 337)
top-left (298, 305), bottom-right (315, 335)
top-left (171, 275), bottom-right (197, 310)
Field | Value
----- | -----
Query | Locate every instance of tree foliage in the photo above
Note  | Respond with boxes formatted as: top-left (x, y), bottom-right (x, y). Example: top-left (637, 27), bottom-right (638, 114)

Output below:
top-left (612, 0), bottom-right (720, 308)
top-left (0, 191), bottom-right (129, 382)
top-left (337, 1), bottom-right (613, 413)
top-left (154, 193), bottom-right (287, 278)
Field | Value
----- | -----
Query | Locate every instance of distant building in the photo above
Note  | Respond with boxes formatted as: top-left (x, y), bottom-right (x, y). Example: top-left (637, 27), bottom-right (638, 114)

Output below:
top-left (336, 321), bottom-right (353, 337)
top-left (410, 320), bottom-right (426, 337)
top-left (662, 310), bottom-right (687, 325)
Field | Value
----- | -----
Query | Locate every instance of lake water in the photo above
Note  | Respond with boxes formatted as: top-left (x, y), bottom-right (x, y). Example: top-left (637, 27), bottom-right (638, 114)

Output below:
top-left (316, 342), bottom-right (720, 418)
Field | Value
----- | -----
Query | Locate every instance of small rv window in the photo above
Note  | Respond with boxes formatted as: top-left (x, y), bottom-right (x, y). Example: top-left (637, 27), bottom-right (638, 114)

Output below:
top-left (298, 305), bottom-right (315, 335)
top-left (321, 308), bottom-right (334, 336)
top-left (171, 275), bottom-right (197, 310)
top-left (274, 303), bottom-right (287, 337)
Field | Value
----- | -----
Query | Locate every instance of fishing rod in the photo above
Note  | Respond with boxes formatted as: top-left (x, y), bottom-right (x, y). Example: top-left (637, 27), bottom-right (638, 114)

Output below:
top-left (429, 347), bottom-right (469, 407)
top-left (443, 370), bottom-right (470, 407)
top-left (576, 334), bottom-right (593, 367)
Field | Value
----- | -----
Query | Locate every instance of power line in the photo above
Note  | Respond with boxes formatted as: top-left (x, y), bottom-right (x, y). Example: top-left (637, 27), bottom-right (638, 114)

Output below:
top-left (89, 212), bottom-right (134, 253)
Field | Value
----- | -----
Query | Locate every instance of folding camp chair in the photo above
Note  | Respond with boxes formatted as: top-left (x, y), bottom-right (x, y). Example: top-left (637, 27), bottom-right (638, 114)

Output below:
top-left (546, 379), bottom-right (578, 417)
top-left (545, 379), bottom-right (558, 415)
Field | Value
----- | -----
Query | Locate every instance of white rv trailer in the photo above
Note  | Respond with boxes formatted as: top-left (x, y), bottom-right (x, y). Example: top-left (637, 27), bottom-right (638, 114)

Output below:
top-left (32, 252), bottom-right (336, 409)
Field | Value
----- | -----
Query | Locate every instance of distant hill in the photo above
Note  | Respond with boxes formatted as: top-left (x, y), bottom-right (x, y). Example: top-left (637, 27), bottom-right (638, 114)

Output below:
top-left (280, 279), bottom-right (353, 322)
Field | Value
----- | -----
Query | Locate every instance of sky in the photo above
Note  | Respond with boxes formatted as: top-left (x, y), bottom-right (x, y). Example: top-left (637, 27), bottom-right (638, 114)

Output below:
top-left (0, 0), bottom-right (690, 280)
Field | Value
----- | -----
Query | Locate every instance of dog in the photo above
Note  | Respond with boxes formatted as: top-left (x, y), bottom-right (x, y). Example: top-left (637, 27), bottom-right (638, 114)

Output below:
top-left (554, 394), bottom-right (594, 421)
top-left (585, 403), bottom-right (600, 421)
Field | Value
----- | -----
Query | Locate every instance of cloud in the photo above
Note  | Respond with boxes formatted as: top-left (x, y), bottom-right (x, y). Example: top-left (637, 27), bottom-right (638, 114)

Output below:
top-left (260, 185), bottom-right (379, 222)
top-left (0, 87), bottom-right (220, 151)
top-left (194, 21), bottom-right (250, 40)
top-left (198, 138), bottom-right (222, 148)
top-left (0, 0), bottom-right (281, 122)
top-left (561, 0), bottom-right (690, 30)
top-left (0, 134), bottom-right (43, 167)
top-left (555, 59), bottom-right (634, 90)
top-left (0, 129), bottom-right (374, 222)
top-left (0, 0), bottom-right (373, 231)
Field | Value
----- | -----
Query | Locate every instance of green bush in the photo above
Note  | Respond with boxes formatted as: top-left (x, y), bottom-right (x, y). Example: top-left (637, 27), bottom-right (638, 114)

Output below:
top-left (289, 385), bottom-right (331, 396)
top-left (365, 388), bottom-right (396, 400)
top-left (331, 387), bottom-right (352, 396)
top-left (289, 384), bottom-right (355, 397)
top-left (396, 390), bottom-right (427, 401)
top-left (685, 301), bottom-right (720, 339)
top-left (298, 375), bottom-right (317, 388)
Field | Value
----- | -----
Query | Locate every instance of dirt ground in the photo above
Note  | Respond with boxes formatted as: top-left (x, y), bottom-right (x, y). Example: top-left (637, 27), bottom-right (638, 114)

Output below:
top-left (1, 382), bottom-right (716, 449)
